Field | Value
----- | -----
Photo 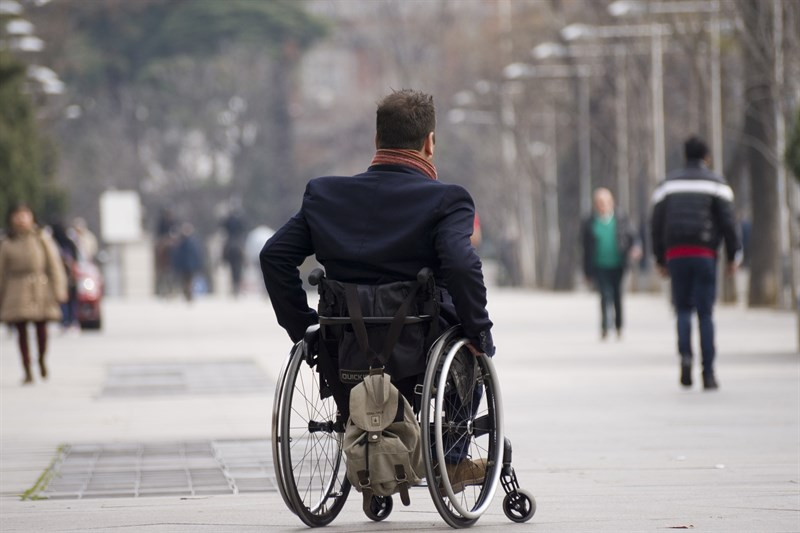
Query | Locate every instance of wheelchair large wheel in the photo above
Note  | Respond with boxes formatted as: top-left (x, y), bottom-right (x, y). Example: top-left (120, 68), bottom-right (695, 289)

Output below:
top-left (273, 341), bottom-right (350, 527)
top-left (421, 327), bottom-right (504, 529)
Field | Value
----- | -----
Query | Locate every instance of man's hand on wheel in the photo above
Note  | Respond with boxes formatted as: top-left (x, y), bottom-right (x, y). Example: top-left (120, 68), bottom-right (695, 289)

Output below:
top-left (466, 343), bottom-right (485, 357)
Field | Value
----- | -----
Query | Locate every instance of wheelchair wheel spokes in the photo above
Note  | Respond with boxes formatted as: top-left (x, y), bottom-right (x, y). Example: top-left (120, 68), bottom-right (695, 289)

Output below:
top-left (277, 345), bottom-right (350, 527)
top-left (422, 329), bottom-right (504, 528)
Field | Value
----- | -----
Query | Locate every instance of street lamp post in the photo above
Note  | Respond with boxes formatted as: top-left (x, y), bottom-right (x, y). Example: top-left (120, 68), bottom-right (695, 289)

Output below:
top-left (532, 40), bottom-right (652, 215)
top-left (615, 45), bottom-right (630, 214)
top-left (608, 0), bottom-right (723, 175)
top-left (561, 21), bottom-right (669, 207)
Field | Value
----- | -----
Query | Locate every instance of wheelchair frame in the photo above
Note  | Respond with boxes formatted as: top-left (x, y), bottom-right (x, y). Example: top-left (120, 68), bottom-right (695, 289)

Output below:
top-left (271, 272), bottom-right (535, 528)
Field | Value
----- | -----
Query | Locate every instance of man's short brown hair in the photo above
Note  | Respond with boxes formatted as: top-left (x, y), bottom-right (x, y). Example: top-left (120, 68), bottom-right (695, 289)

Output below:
top-left (376, 89), bottom-right (435, 150)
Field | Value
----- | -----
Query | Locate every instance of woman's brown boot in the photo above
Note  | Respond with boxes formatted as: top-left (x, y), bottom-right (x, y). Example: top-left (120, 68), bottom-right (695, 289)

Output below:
top-left (22, 365), bottom-right (33, 384)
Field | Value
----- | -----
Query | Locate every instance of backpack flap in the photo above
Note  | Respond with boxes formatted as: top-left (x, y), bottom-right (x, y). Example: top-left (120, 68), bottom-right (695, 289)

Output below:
top-left (348, 373), bottom-right (395, 432)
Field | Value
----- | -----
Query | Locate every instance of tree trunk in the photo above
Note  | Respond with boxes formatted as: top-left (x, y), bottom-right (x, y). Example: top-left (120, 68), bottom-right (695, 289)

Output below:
top-left (554, 145), bottom-right (581, 291)
top-left (741, 0), bottom-right (780, 307)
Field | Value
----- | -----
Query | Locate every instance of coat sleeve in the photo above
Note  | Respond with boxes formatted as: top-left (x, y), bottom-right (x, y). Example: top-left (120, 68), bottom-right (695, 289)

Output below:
top-left (621, 213), bottom-right (639, 256)
top-left (712, 184), bottom-right (742, 263)
top-left (433, 185), bottom-right (495, 356)
top-left (259, 185), bottom-right (317, 343)
top-left (650, 187), bottom-right (667, 267)
top-left (41, 232), bottom-right (67, 303)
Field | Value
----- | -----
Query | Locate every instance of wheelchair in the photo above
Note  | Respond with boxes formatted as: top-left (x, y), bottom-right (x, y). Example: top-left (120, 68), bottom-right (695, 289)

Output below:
top-left (271, 269), bottom-right (535, 528)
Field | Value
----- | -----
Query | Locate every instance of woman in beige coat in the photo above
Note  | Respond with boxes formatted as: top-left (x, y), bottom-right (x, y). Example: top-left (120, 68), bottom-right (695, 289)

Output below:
top-left (0, 204), bottom-right (67, 384)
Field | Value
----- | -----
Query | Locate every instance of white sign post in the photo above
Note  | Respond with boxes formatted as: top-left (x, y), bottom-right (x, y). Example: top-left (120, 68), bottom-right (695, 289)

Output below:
top-left (99, 191), bottom-right (143, 297)
top-left (99, 190), bottom-right (142, 244)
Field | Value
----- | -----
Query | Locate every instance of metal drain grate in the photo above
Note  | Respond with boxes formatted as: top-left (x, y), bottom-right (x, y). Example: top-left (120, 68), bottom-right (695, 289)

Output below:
top-left (39, 439), bottom-right (277, 499)
top-left (100, 360), bottom-right (272, 397)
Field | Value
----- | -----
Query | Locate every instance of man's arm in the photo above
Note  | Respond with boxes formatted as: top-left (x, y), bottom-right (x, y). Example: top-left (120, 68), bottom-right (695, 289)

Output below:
top-left (712, 183), bottom-right (742, 265)
top-left (259, 192), bottom-right (317, 343)
top-left (622, 214), bottom-right (643, 262)
top-left (433, 185), bottom-right (494, 356)
top-left (650, 188), bottom-right (667, 269)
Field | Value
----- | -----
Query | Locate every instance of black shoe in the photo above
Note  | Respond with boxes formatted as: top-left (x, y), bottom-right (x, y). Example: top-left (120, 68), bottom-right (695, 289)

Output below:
top-left (680, 362), bottom-right (692, 387)
top-left (703, 373), bottom-right (718, 390)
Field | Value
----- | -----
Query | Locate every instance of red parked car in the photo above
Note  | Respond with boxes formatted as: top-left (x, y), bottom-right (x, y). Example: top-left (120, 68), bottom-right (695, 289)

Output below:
top-left (74, 261), bottom-right (103, 329)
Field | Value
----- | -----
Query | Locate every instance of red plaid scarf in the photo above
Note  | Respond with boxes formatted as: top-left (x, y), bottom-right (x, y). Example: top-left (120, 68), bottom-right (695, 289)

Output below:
top-left (370, 149), bottom-right (438, 180)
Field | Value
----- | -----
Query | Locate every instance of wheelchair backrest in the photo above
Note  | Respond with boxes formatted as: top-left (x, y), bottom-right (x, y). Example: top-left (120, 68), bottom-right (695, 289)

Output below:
top-left (314, 269), bottom-right (439, 384)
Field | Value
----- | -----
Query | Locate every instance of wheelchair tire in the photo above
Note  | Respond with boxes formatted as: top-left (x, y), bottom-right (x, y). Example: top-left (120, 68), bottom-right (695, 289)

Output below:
top-left (421, 326), bottom-right (505, 528)
top-left (271, 343), bottom-right (299, 515)
top-left (502, 489), bottom-right (536, 523)
top-left (273, 341), bottom-right (350, 527)
top-left (365, 495), bottom-right (393, 521)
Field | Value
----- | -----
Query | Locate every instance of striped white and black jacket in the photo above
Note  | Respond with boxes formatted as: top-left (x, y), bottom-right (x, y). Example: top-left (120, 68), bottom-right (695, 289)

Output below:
top-left (650, 159), bottom-right (741, 267)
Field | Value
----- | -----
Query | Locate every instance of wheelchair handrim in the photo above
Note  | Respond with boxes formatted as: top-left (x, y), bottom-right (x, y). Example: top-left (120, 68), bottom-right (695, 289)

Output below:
top-left (433, 339), bottom-right (504, 520)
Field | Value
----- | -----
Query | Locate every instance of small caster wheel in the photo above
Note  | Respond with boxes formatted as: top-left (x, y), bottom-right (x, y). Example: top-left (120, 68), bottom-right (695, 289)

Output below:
top-left (365, 495), bottom-right (393, 521)
top-left (503, 489), bottom-right (536, 523)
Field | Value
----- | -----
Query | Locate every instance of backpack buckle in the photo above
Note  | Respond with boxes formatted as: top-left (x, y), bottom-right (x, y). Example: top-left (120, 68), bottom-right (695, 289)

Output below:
top-left (394, 464), bottom-right (408, 482)
top-left (357, 469), bottom-right (371, 489)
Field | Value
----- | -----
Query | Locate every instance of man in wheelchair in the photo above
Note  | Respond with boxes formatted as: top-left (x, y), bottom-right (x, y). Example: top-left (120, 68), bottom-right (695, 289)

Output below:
top-left (260, 89), bottom-right (494, 494)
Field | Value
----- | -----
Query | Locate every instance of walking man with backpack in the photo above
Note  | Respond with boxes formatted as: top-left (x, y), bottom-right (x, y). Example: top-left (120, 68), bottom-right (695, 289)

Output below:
top-left (260, 89), bottom-right (492, 492)
top-left (651, 136), bottom-right (741, 390)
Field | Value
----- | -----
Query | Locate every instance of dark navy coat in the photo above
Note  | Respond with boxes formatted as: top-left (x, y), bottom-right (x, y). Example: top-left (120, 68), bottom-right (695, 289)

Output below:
top-left (260, 163), bottom-right (494, 355)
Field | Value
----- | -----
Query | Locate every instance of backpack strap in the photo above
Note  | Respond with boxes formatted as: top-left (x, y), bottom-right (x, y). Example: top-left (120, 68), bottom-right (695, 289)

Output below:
top-left (343, 281), bottom-right (424, 369)
top-left (314, 339), bottom-right (351, 419)
top-left (393, 392), bottom-right (405, 423)
top-left (395, 464), bottom-right (411, 506)
top-left (358, 435), bottom-right (374, 512)
top-left (358, 472), bottom-right (373, 514)
top-left (344, 284), bottom-right (380, 367)
top-left (422, 284), bottom-right (440, 349)
top-left (378, 282), bottom-right (422, 365)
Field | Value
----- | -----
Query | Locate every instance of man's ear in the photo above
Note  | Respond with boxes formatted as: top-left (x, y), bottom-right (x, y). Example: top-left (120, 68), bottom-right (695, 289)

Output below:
top-left (423, 132), bottom-right (435, 159)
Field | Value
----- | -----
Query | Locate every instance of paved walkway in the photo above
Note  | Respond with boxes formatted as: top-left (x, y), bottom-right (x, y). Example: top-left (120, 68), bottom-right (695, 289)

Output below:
top-left (0, 289), bottom-right (798, 531)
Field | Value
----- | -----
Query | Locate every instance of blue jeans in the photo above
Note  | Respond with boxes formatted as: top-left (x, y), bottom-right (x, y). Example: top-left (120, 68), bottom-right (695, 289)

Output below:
top-left (667, 257), bottom-right (717, 374)
top-left (595, 266), bottom-right (624, 333)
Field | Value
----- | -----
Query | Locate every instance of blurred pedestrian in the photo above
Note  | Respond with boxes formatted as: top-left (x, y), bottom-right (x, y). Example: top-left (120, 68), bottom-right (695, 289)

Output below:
top-left (0, 204), bottom-right (67, 384)
top-left (651, 136), bottom-right (741, 390)
top-left (50, 222), bottom-right (80, 333)
top-left (70, 217), bottom-right (98, 262)
top-left (221, 207), bottom-right (246, 297)
top-left (154, 208), bottom-right (177, 297)
top-left (171, 223), bottom-right (203, 302)
top-left (581, 188), bottom-right (640, 339)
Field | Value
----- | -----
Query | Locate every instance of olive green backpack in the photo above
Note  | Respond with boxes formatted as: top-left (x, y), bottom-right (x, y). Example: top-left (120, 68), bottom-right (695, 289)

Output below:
top-left (343, 371), bottom-right (424, 509)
